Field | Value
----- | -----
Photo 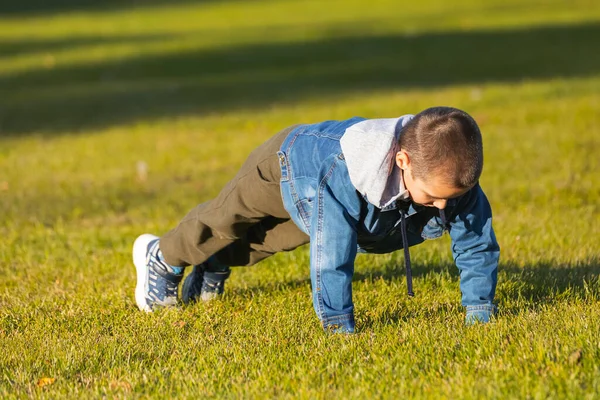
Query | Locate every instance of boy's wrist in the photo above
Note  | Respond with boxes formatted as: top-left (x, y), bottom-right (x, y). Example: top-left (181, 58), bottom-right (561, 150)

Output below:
top-left (465, 304), bottom-right (497, 325)
top-left (322, 313), bottom-right (355, 334)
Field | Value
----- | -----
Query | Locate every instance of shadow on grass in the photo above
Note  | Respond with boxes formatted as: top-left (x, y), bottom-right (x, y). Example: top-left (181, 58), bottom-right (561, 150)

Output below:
top-left (0, 34), bottom-right (169, 58)
top-left (0, 0), bottom-right (222, 17)
top-left (357, 258), bottom-right (600, 328)
top-left (233, 256), bottom-right (600, 302)
top-left (232, 256), bottom-right (600, 329)
top-left (2, 21), bottom-right (600, 136)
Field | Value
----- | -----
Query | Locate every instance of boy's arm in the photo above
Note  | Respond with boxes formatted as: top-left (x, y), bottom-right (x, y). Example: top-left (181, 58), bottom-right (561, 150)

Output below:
top-left (309, 154), bottom-right (362, 333)
top-left (448, 184), bottom-right (500, 324)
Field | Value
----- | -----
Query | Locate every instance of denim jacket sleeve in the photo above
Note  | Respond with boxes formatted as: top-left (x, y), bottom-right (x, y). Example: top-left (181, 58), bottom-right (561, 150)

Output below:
top-left (309, 154), bottom-right (362, 334)
top-left (448, 184), bottom-right (500, 324)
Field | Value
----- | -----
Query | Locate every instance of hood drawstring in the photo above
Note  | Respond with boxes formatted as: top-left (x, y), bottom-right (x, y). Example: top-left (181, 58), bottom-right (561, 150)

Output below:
top-left (399, 208), bottom-right (414, 297)
top-left (439, 208), bottom-right (448, 229)
top-left (399, 207), bottom-right (448, 297)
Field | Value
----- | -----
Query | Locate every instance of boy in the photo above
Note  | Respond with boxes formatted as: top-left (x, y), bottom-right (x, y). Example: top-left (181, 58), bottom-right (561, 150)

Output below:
top-left (133, 106), bottom-right (499, 333)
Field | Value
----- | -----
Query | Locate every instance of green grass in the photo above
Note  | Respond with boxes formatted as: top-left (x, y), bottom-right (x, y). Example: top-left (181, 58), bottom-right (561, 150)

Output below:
top-left (1, 0), bottom-right (599, 398)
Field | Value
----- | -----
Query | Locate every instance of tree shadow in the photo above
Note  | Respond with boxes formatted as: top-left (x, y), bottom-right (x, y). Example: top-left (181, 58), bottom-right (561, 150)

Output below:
top-left (1, 21), bottom-right (600, 136)
top-left (0, 34), bottom-right (169, 58)
top-left (0, 0), bottom-right (223, 17)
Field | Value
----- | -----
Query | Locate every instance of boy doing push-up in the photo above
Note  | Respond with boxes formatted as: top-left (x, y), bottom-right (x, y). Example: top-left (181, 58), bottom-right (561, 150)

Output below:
top-left (133, 106), bottom-right (499, 333)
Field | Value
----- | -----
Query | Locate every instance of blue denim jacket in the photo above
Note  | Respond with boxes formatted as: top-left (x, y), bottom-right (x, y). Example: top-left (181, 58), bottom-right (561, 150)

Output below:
top-left (278, 117), bottom-right (500, 332)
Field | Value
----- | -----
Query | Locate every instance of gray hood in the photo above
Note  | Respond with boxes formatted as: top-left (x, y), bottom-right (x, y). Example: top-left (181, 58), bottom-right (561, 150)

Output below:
top-left (340, 115), bottom-right (414, 208)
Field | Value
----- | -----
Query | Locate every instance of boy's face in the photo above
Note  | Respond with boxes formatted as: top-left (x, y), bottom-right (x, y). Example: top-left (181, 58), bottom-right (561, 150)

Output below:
top-left (395, 150), bottom-right (471, 209)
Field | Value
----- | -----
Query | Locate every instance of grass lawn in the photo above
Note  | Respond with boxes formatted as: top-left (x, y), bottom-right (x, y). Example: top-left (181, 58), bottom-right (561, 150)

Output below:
top-left (1, 0), bottom-right (599, 398)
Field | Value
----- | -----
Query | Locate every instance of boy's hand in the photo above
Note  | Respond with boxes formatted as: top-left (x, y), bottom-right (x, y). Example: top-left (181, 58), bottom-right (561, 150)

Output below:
top-left (465, 304), bottom-right (497, 325)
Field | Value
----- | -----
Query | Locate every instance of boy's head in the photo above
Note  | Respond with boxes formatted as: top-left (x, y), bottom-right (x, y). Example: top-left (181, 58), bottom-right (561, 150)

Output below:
top-left (395, 106), bottom-right (483, 209)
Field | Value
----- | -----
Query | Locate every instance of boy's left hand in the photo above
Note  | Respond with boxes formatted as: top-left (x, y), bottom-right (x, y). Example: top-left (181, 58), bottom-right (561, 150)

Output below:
top-left (465, 304), bottom-right (497, 325)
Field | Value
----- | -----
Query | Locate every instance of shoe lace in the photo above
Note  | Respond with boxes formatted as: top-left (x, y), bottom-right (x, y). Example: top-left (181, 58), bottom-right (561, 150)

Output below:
top-left (147, 241), bottom-right (182, 302)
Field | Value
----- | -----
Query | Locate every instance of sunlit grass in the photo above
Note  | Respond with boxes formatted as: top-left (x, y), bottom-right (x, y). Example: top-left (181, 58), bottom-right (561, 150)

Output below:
top-left (1, 0), bottom-right (599, 398)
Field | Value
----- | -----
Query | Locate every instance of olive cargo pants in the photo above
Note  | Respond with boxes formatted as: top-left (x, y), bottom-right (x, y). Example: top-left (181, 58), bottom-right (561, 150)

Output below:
top-left (160, 125), bottom-right (309, 268)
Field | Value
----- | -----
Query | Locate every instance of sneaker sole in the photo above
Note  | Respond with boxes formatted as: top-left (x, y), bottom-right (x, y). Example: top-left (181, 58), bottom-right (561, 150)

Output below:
top-left (133, 233), bottom-right (158, 312)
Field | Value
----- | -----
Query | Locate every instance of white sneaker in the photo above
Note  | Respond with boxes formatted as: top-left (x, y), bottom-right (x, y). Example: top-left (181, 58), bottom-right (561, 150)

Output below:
top-left (133, 234), bottom-right (183, 312)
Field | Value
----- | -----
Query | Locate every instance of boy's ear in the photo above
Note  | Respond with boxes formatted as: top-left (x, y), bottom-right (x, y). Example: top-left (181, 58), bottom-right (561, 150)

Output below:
top-left (395, 150), bottom-right (410, 170)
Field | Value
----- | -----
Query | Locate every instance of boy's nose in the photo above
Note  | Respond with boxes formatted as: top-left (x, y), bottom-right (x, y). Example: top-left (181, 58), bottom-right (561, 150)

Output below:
top-left (433, 199), bottom-right (447, 209)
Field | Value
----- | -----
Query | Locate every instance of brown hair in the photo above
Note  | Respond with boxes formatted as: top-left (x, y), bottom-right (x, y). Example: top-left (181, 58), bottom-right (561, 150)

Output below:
top-left (399, 106), bottom-right (483, 189)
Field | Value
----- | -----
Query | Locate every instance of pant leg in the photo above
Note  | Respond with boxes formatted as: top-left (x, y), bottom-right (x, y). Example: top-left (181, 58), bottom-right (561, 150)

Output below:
top-left (160, 124), bottom-right (304, 267)
top-left (212, 217), bottom-right (309, 267)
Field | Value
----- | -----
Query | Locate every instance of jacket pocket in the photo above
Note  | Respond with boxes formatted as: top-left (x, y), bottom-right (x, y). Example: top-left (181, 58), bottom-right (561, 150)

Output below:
top-left (296, 198), bottom-right (313, 231)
